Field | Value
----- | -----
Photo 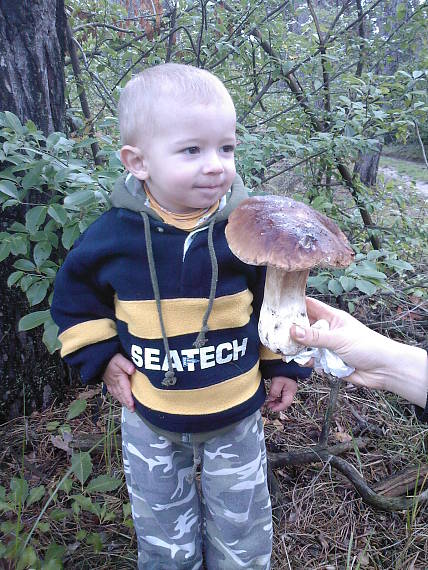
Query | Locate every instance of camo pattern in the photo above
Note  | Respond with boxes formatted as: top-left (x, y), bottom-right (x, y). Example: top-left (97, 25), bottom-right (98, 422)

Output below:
top-left (122, 407), bottom-right (272, 569)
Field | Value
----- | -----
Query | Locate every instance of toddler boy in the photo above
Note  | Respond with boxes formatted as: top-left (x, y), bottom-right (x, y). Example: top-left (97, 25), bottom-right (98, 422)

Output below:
top-left (51, 63), bottom-right (311, 569)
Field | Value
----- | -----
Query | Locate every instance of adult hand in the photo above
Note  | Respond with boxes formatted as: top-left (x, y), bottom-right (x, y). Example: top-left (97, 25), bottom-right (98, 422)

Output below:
top-left (290, 297), bottom-right (428, 408)
top-left (266, 376), bottom-right (298, 412)
top-left (103, 354), bottom-right (136, 411)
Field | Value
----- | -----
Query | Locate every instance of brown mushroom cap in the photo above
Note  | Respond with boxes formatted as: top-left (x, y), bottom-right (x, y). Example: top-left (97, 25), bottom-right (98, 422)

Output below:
top-left (225, 195), bottom-right (354, 271)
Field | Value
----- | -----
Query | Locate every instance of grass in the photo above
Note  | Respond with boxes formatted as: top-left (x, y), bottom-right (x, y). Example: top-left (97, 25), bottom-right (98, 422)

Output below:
top-left (383, 143), bottom-right (427, 164)
top-left (379, 156), bottom-right (428, 185)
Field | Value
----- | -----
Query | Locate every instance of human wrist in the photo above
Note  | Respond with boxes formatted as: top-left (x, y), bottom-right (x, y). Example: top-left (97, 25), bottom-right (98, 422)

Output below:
top-left (386, 342), bottom-right (428, 407)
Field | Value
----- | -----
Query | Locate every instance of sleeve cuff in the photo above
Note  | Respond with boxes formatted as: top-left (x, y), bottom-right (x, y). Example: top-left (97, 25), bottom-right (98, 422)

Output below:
top-left (64, 337), bottom-right (121, 385)
top-left (260, 359), bottom-right (312, 380)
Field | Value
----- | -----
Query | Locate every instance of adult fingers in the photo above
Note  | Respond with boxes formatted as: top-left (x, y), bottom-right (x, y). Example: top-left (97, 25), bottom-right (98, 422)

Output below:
top-left (290, 322), bottom-right (340, 352)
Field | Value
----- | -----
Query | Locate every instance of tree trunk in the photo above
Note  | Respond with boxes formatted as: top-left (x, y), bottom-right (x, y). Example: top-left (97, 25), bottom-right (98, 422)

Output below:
top-left (0, 0), bottom-right (70, 421)
top-left (354, 146), bottom-right (382, 187)
top-left (0, 0), bottom-right (66, 134)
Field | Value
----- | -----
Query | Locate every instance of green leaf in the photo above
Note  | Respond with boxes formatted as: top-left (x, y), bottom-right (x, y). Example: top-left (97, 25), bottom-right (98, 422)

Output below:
top-left (339, 276), bottom-right (356, 292)
top-left (27, 280), bottom-right (49, 306)
top-left (64, 189), bottom-right (95, 208)
top-left (4, 111), bottom-right (24, 134)
top-left (61, 223), bottom-right (81, 250)
top-left (16, 546), bottom-right (38, 570)
top-left (25, 205), bottom-right (47, 234)
top-left (59, 478), bottom-right (73, 494)
top-left (46, 421), bottom-right (60, 432)
top-left (26, 485), bottom-right (45, 507)
top-left (307, 274), bottom-right (329, 294)
top-left (43, 321), bottom-right (61, 354)
top-left (386, 258), bottom-right (413, 272)
top-left (10, 234), bottom-right (28, 256)
top-left (48, 204), bottom-right (68, 225)
top-left (22, 167), bottom-right (43, 190)
top-left (34, 241), bottom-right (52, 266)
top-left (0, 180), bottom-right (20, 199)
top-left (38, 521), bottom-right (51, 533)
top-left (45, 542), bottom-right (65, 560)
top-left (71, 494), bottom-right (99, 515)
top-left (13, 258), bottom-right (35, 271)
top-left (71, 452), bottom-right (93, 484)
top-left (87, 532), bottom-right (104, 552)
top-left (42, 557), bottom-right (63, 570)
top-left (48, 508), bottom-right (70, 521)
top-left (10, 477), bottom-right (29, 505)
top-left (0, 242), bottom-right (11, 262)
top-left (18, 309), bottom-right (51, 331)
top-left (328, 279), bottom-right (343, 296)
top-left (66, 399), bottom-right (87, 421)
top-left (86, 475), bottom-right (122, 494)
top-left (355, 279), bottom-right (377, 295)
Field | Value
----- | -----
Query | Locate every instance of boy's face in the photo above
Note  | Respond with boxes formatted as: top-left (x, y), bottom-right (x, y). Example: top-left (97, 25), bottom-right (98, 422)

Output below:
top-left (128, 94), bottom-right (237, 214)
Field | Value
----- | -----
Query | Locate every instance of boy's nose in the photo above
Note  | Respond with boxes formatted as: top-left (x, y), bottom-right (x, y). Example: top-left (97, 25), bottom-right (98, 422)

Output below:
top-left (202, 152), bottom-right (224, 174)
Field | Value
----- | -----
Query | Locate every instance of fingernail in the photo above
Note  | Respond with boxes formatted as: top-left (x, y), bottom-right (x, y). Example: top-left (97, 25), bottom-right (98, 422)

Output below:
top-left (294, 325), bottom-right (306, 339)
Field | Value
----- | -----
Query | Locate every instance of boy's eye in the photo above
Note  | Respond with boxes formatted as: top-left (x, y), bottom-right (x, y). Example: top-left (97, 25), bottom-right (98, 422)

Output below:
top-left (222, 145), bottom-right (235, 153)
top-left (183, 147), bottom-right (200, 155)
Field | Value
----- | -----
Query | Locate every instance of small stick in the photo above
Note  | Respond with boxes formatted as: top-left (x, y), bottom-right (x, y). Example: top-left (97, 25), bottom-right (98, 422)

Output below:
top-left (319, 373), bottom-right (341, 447)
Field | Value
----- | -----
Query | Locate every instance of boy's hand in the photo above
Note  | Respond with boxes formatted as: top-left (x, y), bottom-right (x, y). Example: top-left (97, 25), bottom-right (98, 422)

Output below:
top-left (103, 354), bottom-right (136, 411)
top-left (265, 376), bottom-right (297, 412)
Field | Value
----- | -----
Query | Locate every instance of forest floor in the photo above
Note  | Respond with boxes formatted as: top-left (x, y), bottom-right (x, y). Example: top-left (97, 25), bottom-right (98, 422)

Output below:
top-left (379, 156), bottom-right (428, 197)
top-left (0, 171), bottom-right (427, 569)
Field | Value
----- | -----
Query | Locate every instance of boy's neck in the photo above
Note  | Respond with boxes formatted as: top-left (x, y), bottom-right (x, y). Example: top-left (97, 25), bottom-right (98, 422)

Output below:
top-left (145, 184), bottom-right (220, 231)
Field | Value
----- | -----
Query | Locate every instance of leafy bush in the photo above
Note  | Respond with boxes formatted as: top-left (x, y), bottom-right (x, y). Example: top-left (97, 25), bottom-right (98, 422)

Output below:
top-left (0, 112), bottom-right (122, 351)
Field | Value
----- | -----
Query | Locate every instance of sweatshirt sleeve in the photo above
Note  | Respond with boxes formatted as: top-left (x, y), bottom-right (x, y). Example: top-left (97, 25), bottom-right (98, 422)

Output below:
top-left (250, 266), bottom-right (312, 381)
top-left (51, 230), bottom-right (121, 385)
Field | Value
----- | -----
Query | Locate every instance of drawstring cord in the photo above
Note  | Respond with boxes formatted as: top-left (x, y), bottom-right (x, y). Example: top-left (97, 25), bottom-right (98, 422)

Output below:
top-left (142, 211), bottom-right (219, 385)
top-left (142, 212), bottom-right (177, 386)
top-left (193, 216), bottom-right (218, 349)
top-left (186, 442), bottom-right (201, 484)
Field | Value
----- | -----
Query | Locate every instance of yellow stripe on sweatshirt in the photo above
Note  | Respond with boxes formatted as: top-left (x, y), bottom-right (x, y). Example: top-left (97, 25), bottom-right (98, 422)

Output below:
top-left (59, 318), bottom-right (117, 357)
top-left (115, 289), bottom-right (253, 339)
top-left (131, 361), bottom-right (262, 415)
top-left (259, 344), bottom-right (283, 361)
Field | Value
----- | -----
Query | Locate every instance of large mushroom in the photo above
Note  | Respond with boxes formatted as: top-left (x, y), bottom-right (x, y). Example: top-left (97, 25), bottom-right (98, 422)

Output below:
top-left (225, 195), bottom-right (354, 357)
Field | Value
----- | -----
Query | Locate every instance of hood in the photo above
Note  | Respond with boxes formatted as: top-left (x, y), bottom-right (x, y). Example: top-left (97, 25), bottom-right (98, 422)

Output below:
top-left (109, 173), bottom-right (249, 225)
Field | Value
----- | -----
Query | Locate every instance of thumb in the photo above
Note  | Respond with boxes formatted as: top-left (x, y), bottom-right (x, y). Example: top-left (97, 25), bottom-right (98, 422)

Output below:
top-left (290, 323), bottom-right (339, 352)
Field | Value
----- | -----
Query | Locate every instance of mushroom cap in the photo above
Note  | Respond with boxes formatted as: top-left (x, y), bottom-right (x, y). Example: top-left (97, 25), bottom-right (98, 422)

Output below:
top-left (225, 195), bottom-right (354, 271)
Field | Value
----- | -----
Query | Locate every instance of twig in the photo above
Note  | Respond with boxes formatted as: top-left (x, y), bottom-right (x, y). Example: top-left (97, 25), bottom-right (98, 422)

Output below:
top-left (268, 438), bottom-right (369, 468)
top-left (413, 120), bottom-right (428, 169)
top-left (319, 376), bottom-right (341, 447)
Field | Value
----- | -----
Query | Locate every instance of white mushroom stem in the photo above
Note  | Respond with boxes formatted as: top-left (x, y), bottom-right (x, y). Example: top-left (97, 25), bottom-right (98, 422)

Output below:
top-left (258, 266), bottom-right (310, 357)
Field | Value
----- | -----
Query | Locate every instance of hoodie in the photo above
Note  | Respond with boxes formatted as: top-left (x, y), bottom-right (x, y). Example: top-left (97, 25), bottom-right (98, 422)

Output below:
top-left (51, 174), bottom-right (311, 433)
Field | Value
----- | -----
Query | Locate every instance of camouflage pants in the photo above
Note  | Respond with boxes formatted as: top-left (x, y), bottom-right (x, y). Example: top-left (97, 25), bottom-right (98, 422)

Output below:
top-left (121, 408), bottom-right (272, 569)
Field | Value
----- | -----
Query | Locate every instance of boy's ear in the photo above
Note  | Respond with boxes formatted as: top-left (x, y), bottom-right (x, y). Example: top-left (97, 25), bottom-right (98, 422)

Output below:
top-left (120, 145), bottom-right (149, 180)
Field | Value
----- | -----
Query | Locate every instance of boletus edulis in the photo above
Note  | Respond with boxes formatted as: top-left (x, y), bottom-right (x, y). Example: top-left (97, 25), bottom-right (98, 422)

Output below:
top-left (225, 195), bottom-right (354, 357)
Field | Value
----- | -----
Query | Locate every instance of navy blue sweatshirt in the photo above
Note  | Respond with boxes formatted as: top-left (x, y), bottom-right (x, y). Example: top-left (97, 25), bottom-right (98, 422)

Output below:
top-left (51, 175), bottom-right (311, 432)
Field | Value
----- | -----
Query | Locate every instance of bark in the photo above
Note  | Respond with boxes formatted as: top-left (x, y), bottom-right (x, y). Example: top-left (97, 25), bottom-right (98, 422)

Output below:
top-left (354, 147), bottom-right (382, 187)
top-left (0, 0), bottom-right (71, 421)
top-left (0, 0), bottom-right (66, 134)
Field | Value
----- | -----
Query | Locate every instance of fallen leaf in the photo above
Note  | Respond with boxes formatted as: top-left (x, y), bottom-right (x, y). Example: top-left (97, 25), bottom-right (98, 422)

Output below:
top-left (77, 388), bottom-right (100, 400)
top-left (357, 551), bottom-right (370, 567)
top-left (51, 435), bottom-right (72, 453)
top-left (334, 431), bottom-right (353, 443)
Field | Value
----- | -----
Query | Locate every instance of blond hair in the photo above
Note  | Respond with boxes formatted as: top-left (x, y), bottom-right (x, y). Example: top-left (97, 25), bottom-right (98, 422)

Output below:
top-left (118, 63), bottom-right (233, 146)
